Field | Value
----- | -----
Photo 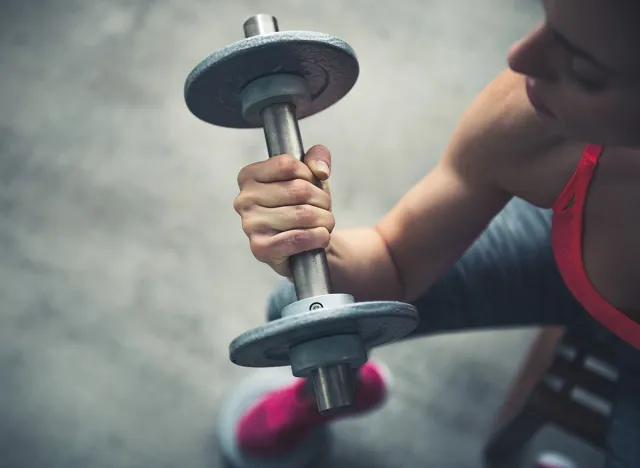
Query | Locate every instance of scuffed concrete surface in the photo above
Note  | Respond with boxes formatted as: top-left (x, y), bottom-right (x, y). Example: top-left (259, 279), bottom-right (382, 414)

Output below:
top-left (0, 1), bottom-right (603, 466)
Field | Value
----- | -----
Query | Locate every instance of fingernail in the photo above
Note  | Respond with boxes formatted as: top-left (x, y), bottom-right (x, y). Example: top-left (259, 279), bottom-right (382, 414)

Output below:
top-left (315, 161), bottom-right (330, 177)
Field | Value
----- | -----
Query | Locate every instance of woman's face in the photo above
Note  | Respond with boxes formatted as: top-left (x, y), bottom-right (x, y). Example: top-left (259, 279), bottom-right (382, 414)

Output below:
top-left (508, 0), bottom-right (640, 147)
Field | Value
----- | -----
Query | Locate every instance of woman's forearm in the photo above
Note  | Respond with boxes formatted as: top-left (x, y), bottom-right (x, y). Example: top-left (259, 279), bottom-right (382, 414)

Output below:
top-left (324, 227), bottom-right (405, 302)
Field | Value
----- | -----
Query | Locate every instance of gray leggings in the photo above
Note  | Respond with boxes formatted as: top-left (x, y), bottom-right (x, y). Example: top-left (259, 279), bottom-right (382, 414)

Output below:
top-left (264, 198), bottom-right (640, 468)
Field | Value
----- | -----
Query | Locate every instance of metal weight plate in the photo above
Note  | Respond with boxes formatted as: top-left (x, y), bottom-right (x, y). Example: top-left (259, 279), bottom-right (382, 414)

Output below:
top-left (229, 301), bottom-right (419, 368)
top-left (184, 31), bottom-right (359, 128)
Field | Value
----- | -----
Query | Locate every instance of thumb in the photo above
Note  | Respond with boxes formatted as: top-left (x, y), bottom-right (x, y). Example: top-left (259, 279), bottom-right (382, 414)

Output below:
top-left (304, 145), bottom-right (332, 181)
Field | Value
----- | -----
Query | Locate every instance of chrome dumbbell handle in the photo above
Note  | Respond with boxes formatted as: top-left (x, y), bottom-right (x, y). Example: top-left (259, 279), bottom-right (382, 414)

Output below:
top-left (243, 14), bottom-right (355, 414)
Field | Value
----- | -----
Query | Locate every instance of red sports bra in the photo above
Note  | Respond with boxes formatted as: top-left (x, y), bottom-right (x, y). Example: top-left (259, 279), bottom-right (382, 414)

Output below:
top-left (551, 144), bottom-right (640, 350)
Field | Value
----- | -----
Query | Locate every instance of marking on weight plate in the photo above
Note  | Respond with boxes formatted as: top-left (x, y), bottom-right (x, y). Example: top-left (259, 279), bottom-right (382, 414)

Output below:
top-left (309, 302), bottom-right (324, 310)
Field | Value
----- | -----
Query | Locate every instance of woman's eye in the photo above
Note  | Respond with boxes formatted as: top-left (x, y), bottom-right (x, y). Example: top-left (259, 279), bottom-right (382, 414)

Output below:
top-left (568, 57), bottom-right (608, 92)
top-left (573, 74), bottom-right (607, 92)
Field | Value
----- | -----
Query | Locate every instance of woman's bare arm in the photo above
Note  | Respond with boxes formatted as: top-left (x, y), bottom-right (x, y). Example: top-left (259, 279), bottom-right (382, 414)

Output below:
top-left (324, 69), bottom-right (557, 302)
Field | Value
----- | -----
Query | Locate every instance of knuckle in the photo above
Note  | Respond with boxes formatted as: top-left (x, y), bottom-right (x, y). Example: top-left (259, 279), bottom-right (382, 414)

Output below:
top-left (288, 230), bottom-right (311, 248)
top-left (249, 236), bottom-right (271, 262)
top-left (319, 228), bottom-right (331, 248)
top-left (288, 179), bottom-right (312, 202)
top-left (233, 192), bottom-right (253, 213)
top-left (274, 154), bottom-right (299, 176)
top-left (292, 204), bottom-right (314, 225)
top-left (233, 195), bottom-right (245, 214)
top-left (326, 213), bottom-right (336, 232)
top-left (240, 214), bottom-right (259, 235)
top-left (236, 166), bottom-right (251, 188)
top-left (241, 222), bottom-right (252, 237)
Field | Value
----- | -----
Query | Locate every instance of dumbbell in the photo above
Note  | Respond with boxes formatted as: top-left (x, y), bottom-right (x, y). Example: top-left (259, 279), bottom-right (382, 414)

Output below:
top-left (184, 14), bottom-right (419, 415)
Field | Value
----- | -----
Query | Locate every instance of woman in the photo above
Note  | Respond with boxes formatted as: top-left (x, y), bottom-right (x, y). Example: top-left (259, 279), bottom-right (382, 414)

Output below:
top-left (223, 0), bottom-right (640, 466)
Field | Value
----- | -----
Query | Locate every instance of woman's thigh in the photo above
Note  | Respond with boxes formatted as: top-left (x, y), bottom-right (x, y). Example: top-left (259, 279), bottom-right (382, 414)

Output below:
top-left (406, 197), bottom-right (595, 337)
top-left (263, 197), bottom-right (638, 465)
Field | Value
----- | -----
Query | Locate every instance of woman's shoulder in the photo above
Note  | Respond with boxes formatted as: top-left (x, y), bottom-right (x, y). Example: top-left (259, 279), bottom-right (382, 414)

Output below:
top-left (450, 68), bottom-right (582, 206)
top-left (459, 68), bottom-right (565, 158)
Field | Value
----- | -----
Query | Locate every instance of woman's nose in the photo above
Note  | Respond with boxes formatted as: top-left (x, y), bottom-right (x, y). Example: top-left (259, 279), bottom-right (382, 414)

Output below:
top-left (507, 23), bottom-right (557, 82)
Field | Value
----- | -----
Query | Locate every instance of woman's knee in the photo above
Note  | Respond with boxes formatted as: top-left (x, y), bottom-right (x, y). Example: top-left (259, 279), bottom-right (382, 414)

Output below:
top-left (408, 198), bottom-right (586, 335)
top-left (266, 278), bottom-right (298, 322)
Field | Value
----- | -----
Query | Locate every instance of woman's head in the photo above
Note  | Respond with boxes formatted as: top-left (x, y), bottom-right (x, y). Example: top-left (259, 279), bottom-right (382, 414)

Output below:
top-left (508, 0), bottom-right (640, 147)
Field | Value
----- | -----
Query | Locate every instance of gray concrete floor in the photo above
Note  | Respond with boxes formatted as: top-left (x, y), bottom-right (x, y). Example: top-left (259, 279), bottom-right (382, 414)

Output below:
top-left (0, 1), bottom-right (604, 467)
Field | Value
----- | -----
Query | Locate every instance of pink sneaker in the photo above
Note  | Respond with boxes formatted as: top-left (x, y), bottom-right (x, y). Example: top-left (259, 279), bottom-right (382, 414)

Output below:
top-left (236, 360), bottom-right (391, 457)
